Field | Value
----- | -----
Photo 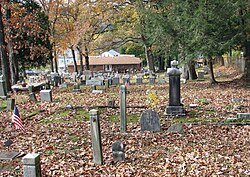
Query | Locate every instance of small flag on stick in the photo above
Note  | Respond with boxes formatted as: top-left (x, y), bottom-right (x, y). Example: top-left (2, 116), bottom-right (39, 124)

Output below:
top-left (125, 79), bottom-right (130, 89)
top-left (11, 105), bottom-right (25, 131)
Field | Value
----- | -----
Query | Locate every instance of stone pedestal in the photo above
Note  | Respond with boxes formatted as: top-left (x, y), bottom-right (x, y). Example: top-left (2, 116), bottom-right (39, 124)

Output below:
top-left (23, 153), bottom-right (41, 177)
top-left (165, 68), bottom-right (185, 116)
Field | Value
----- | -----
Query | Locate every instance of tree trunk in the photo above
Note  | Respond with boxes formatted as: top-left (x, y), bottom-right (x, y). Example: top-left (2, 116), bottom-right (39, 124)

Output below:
top-left (244, 40), bottom-right (250, 78)
top-left (84, 46), bottom-right (89, 70)
top-left (0, 4), bottom-right (11, 91)
top-left (49, 50), bottom-right (54, 72)
top-left (208, 55), bottom-right (217, 84)
top-left (187, 60), bottom-right (197, 80)
top-left (76, 46), bottom-right (84, 74)
top-left (70, 46), bottom-right (78, 73)
top-left (216, 54), bottom-right (224, 66)
top-left (158, 55), bottom-right (165, 71)
top-left (53, 50), bottom-right (58, 73)
top-left (182, 64), bottom-right (189, 80)
top-left (144, 45), bottom-right (155, 72)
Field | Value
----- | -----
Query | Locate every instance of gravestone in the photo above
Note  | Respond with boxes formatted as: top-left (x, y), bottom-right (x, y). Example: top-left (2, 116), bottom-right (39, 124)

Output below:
top-left (73, 83), bottom-right (80, 92)
top-left (23, 153), bottom-right (41, 177)
top-left (29, 93), bottom-right (37, 102)
top-left (197, 71), bottom-right (205, 81)
top-left (167, 123), bottom-right (184, 134)
top-left (120, 85), bottom-right (127, 132)
top-left (40, 90), bottom-right (52, 102)
top-left (90, 109), bottom-right (103, 165)
top-left (140, 110), bottom-right (161, 132)
top-left (149, 76), bottom-right (156, 84)
top-left (28, 85), bottom-right (34, 93)
top-left (158, 78), bottom-right (166, 84)
top-left (106, 99), bottom-right (115, 108)
top-left (92, 90), bottom-right (104, 94)
top-left (0, 75), bottom-right (7, 98)
top-left (236, 113), bottom-right (250, 120)
top-left (7, 98), bottom-right (15, 111)
top-left (86, 79), bottom-right (103, 86)
top-left (112, 77), bottom-right (120, 85)
top-left (112, 141), bottom-right (125, 162)
top-left (165, 67), bottom-right (185, 116)
top-left (136, 77), bottom-right (143, 85)
top-left (53, 75), bottom-right (61, 87)
top-left (0, 152), bottom-right (20, 160)
top-left (104, 79), bottom-right (109, 88)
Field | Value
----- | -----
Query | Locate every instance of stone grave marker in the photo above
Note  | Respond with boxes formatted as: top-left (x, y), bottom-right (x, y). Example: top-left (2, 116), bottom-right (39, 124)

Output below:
top-left (29, 93), bottom-right (37, 102)
top-left (149, 75), bottom-right (156, 84)
top-left (23, 153), bottom-right (42, 177)
top-left (73, 83), bottom-right (80, 92)
top-left (86, 79), bottom-right (103, 86)
top-left (136, 76), bottom-right (143, 85)
top-left (92, 90), bottom-right (104, 94)
top-left (140, 110), bottom-right (161, 132)
top-left (106, 99), bottom-right (115, 108)
top-left (167, 123), bottom-right (184, 134)
top-left (0, 75), bottom-right (7, 98)
top-left (7, 98), bottom-right (15, 111)
top-left (0, 152), bottom-right (20, 160)
top-left (112, 77), bottom-right (120, 85)
top-left (120, 85), bottom-right (127, 132)
top-left (165, 67), bottom-right (185, 116)
top-left (90, 109), bottom-right (103, 165)
top-left (40, 90), bottom-right (52, 102)
top-left (197, 71), bottom-right (205, 81)
top-left (236, 113), bottom-right (250, 120)
top-left (112, 141), bottom-right (125, 162)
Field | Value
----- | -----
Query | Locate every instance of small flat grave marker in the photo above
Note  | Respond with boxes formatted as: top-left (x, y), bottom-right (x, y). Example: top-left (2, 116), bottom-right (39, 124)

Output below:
top-left (0, 152), bottom-right (20, 160)
top-left (140, 110), bottom-right (161, 132)
top-left (112, 141), bottom-right (125, 162)
top-left (92, 90), bottom-right (103, 94)
top-left (167, 123), bottom-right (184, 134)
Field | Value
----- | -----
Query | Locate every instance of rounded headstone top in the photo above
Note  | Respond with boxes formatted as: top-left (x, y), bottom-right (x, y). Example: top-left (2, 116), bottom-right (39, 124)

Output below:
top-left (167, 68), bottom-right (181, 76)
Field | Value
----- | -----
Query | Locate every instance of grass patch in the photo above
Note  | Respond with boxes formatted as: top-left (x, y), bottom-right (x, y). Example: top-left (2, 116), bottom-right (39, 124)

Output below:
top-left (39, 108), bottom-right (89, 124)
top-left (0, 100), bottom-right (6, 109)
top-left (109, 113), bottom-right (139, 123)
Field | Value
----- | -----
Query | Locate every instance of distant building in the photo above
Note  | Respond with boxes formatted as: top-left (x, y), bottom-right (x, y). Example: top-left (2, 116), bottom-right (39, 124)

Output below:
top-left (68, 55), bottom-right (142, 73)
top-left (57, 49), bottom-right (79, 74)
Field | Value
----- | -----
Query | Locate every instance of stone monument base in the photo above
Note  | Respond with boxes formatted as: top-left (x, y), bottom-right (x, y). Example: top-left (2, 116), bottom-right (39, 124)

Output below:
top-left (165, 106), bottom-right (186, 116)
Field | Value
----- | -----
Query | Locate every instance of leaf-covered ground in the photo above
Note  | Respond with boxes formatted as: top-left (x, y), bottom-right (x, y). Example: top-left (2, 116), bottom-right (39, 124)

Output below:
top-left (0, 67), bottom-right (249, 176)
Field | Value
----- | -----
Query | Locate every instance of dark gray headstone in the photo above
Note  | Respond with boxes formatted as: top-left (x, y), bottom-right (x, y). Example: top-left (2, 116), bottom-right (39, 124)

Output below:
top-left (167, 123), bottom-right (184, 134)
top-left (112, 141), bottom-right (125, 162)
top-left (7, 98), bottom-right (15, 111)
top-left (112, 77), bottom-right (119, 85)
top-left (73, 83), bottom-right (80, 92)
top-left (197, 71), bottom-right (205, 81)
top-left (236, 113), bottom-right (250, 120)
top-left (0, 79), bottom-right (7, 97)
top-left (0, 152), bottom-right (20, 160)
top-left (106, 99), bottom-right (115, 108)
top-left (29, 93), bottom-right (37, 102)
top-left (140, 110), bottom-right (161, 132)
top-left (149, 76), bottom-right (156, 84)
top-left (136, 77), bottom-right (143, 85)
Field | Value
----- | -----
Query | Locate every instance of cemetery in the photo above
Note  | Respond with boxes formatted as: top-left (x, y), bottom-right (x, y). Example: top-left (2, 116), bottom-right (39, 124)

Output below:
top-left (0, 0), bottom-right (249, 176)
top-left (0, 65), bottom-right (249, 176)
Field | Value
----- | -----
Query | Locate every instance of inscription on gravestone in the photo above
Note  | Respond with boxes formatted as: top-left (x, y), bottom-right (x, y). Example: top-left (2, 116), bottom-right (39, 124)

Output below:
top-left (140, 110), bottom-right (161, 132)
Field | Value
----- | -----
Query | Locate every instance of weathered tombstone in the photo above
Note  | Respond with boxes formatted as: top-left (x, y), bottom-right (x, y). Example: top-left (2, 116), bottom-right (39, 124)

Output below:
top-left (106, 99), bottom-right (115, 108)
top-left (120, 85), bottom-right (127, 132)
top-left (29, 93), bottom-right (37, 102)
top-left (203, 66), bottom-right (208, 74)
top-left (92, 90), bottom-right (104, 94)
top-left (7, 98), bottom-right (15, 111)
top-left (73, 83), bottom-right (80, 92)
top-left (236, 113), bottom-right (250, 120)
top-left (0, 151), bottom-right (20, 160)
top-left (136, 77), bottom-right (143, 85)
top-left (44, 82), bottom-right (50, 89)
top-left (59, 83), bottom-right (68, 89)
top-left (123, 75), bottom-right (130, 85)
top-left (197, 71), bottom-right (205, 81)
top-left (90, 109), bottom-right (103, 165)
top-left (53, 75), bottom-right (61, 87)
top-left (149, 75), bottom-right (156, 84)
top-left (112, 77), bottom-right (120, 85)
top-left (40, 90), bottom-right (52, 102)
top-left (140, 110), bottom-right (161, 132)
top-left (167, 123), bottom-right (184, 134)
top-left (0, 75), bottom-right (7, 98)
top-left (23, 153), bottom-right (41, 177)
top-left (104, 79), bottom-right (109, 88)
top-left (158, 78), bottom-right (166, 84)
top-left (165, 67), bottom-right (185, 116)
top-left (112, 141), bottom-right (125, 162)
top-left (86, 79), bottom-right (103, 86)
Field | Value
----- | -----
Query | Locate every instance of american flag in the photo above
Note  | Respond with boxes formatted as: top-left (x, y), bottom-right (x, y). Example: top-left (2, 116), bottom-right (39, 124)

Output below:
top-left (11, 105), bottom-right (25, 131)
top-left (125, 79), bottom-right (130, 89)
